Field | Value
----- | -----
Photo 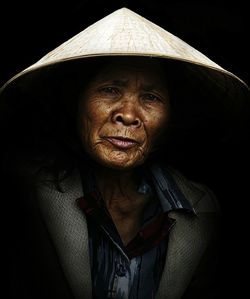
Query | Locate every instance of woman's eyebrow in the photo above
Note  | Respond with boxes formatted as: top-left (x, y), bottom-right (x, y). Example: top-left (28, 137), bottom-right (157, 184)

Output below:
top-left (100, 79), bottom-right (129, 87)
top-left (141, 83), bottom-right (167, 93)
top-left (141, 83), bottom-right (156, 91)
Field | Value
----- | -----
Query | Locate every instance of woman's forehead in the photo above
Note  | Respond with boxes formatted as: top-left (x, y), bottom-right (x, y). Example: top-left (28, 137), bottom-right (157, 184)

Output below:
top-left (99, 57), bottom-right (164, 72)
top-left (90, 57), bottom-right (168, 85)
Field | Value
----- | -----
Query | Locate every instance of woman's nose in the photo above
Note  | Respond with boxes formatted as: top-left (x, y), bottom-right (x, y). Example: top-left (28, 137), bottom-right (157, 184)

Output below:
top-left (112, 99), bottom-right (141, 127)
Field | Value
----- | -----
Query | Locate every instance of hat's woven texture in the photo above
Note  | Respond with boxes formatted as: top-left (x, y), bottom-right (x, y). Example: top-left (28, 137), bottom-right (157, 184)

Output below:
top-left (5, 6), bottom-right (246, 88)
top-left (28, 8), bottom-right (223, 72)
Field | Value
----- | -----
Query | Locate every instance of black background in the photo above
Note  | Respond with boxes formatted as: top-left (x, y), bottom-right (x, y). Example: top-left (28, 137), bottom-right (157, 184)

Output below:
top-left (1, 0), bottom-right (249, 297)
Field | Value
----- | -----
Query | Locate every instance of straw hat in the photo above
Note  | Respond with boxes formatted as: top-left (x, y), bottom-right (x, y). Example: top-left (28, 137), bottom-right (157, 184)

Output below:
top-left (1, 7), bottom-right (249, 83)
top-left (0, 7), bottom-right (249, 147)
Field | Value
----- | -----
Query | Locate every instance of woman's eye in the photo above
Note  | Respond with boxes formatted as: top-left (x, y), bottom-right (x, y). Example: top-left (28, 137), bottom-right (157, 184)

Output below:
top-left (100, 87), bottom-right (119, 94)
top-left (143, 93), bottom-right (161, 102)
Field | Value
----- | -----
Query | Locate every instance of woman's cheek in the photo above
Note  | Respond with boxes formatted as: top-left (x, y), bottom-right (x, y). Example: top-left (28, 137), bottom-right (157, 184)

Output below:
top-left (79, 116), bottom-right (93, 148)
top-left (149, 117), bottom-right (168, 144)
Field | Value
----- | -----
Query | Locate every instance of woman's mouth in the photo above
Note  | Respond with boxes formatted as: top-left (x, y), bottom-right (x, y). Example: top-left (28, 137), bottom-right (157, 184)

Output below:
top-left (104, 136), bottom-right (138, 149)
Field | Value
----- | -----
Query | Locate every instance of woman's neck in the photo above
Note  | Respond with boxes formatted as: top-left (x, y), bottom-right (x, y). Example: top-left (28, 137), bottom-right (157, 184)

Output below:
top-left (93, 165), bottom-right (151, 245)
top-left (94, 166), bottom-right (141, 207)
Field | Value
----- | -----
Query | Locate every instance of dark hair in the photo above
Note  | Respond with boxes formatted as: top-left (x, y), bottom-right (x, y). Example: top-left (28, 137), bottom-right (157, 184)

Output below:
top-left (0, 58), bottom-right (97, 189)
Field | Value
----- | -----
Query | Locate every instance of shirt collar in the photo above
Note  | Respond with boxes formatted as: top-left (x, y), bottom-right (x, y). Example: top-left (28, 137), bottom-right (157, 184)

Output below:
top-left (149, 163), bottom-right (195, 214)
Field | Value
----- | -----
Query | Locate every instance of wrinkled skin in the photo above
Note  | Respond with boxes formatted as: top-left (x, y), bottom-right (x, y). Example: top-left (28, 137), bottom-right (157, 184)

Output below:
top-left (77, 58), bottom-right (171, 170)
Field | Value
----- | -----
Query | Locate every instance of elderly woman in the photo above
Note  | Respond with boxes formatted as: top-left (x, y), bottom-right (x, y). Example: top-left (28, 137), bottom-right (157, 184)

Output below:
top-left (1, 7), bottom-right (249, 299)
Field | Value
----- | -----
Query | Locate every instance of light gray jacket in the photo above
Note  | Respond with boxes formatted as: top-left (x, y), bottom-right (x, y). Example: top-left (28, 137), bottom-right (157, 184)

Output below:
top-left (36, 167), bottom-right (220, 299)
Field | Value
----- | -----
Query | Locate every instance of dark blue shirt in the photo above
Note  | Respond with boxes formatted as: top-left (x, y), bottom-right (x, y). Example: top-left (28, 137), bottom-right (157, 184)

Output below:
top-left (77, 163), bottom-right (194, 299)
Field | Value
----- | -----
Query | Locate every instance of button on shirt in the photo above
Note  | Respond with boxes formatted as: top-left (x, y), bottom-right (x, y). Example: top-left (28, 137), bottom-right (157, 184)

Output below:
top-left (77, 163), bottom-right (195, 299)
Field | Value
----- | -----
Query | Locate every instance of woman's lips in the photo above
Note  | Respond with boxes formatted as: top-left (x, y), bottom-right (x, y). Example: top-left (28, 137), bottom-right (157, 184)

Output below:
top-left (104, 137), bottom-right (138, 149)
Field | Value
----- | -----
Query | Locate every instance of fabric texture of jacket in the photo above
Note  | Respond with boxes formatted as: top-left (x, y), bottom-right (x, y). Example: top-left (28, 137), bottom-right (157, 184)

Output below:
top-left (5, 165), bottom-right (220, 299)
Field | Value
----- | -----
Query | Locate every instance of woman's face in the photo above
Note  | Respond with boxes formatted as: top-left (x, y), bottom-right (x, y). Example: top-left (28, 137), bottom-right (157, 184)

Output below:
top-left (77, 58), bottom-right (170, 170)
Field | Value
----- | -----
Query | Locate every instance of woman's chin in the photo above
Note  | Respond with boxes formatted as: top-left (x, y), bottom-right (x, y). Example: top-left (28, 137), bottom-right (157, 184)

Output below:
top-left (86, 146), bottom-right (147, 170)
top-left (96, 154), bottom-right (145, 170)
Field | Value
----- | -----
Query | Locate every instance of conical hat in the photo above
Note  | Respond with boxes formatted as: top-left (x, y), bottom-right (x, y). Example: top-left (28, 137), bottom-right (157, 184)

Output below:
top-left (1, 7), bottom-right (248, 88)
top-left (0, 7), bottom-right (249, 145)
